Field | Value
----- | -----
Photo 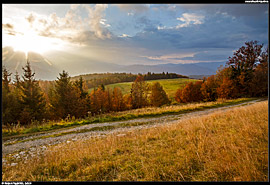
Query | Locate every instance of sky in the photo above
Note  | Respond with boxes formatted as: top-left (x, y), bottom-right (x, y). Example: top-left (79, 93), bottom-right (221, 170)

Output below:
top-left (2, 4), bottom-right (269, 66)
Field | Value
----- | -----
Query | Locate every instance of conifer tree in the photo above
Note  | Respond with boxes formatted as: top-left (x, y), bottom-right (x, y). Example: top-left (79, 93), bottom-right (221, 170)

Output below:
top-left (2, 66), bottom-right (11, 93)
top-left (19, 61), bottom-right (46, 124)
top-left (10, 71), bottom-right (24, 123)
top-left (49, 70), bottom-right (82, 119)
top-left (74, 76), bottom-right (88, 99)
top-left (2, 66), bottom-right (13, 124)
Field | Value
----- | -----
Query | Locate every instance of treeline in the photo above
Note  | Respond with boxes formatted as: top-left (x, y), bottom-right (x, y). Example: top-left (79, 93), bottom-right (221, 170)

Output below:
top-left (175, 41), bottom-right (268, 103)
top-left (2, 64), bottom-right (171, 125)
top-left (38, 72), bottom-right (187, 97)
top-left (71, 72), bottom-right (187, 89)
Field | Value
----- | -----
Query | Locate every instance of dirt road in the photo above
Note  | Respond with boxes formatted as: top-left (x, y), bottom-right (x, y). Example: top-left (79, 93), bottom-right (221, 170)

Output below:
top-left (2, 99), bottom-right (262, 165)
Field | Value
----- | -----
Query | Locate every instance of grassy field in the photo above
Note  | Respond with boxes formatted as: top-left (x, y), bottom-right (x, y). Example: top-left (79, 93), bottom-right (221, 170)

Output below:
top-left (2, 100), bottom-right (268, 181)
top-left (89, 78), bottom-right (198, 99)
top-left (2, 98), bottom-right (255, 138)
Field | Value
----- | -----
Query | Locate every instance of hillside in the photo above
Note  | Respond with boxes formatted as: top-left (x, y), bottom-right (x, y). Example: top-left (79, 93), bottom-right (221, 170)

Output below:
top-left (71, 72), bottom-right (188, 90)
top-left (89, 78), bottom-right (199, 99)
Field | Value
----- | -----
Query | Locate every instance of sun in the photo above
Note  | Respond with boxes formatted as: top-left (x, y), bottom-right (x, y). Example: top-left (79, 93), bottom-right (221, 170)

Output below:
top-left (3, 25), bottom-right (65, 58)
top-left (12, 31), bottom-right (52, 55)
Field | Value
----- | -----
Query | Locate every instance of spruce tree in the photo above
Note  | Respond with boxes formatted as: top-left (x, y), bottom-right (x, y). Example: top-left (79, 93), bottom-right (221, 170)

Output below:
top-left (49, 70), bottom-right (82, 119)
top-left (2, 66), bottom-right (13, 124)
top-left (73, 76), bottom-right (88, 99)
top-left (11, 71), bottom-right (24, 123)
top-left (19, 61), bottom-right (46, 124)
top-left (2, 66), bottom-right (11, 93)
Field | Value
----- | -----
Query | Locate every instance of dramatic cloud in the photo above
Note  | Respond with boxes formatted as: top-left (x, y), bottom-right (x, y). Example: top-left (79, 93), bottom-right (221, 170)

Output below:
top-left (2, 4), bottom-right (269, 67)
top-left (20, 9), bottom-right (84, 45)
top-left (15, 4), bottom-right (114, 44)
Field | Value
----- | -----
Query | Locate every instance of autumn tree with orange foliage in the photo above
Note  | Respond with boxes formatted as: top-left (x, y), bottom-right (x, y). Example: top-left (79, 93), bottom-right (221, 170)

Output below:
top-left (175, 81), bottom-right (203, 103)
top-left (123, 94), bottom-right (132, 110)
top-left (130, 75), bottom-right (149, 109)
top-left (111, 87), bottom-right (125, 111)
top-left (226, 40), bottom-right (265, 97)
top-left (216, 77), bottom-right (238, 99)
top-left (249, 47), bottom-right (268, 97)
top-left (215, 66), bottom-right (238, 99)
top-left (200, 75), bottom-right (218, 101)
top-left (88, 86), bottom-right (108, 115)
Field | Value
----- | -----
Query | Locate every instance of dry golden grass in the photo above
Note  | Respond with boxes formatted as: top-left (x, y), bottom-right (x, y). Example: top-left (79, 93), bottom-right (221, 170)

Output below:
top-left (2, 101), bottom-right (268, 181)
top-left (2, 98), bottom-right (254, 137)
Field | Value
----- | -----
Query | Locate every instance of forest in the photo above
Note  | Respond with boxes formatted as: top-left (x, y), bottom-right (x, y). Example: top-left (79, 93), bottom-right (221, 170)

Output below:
top-left (2, 41), bottom-right (268, 126)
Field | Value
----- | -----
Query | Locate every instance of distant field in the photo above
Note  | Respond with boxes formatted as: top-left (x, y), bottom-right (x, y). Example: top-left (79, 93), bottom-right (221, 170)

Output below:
top-left (89, 78), bottom-right (199, 99)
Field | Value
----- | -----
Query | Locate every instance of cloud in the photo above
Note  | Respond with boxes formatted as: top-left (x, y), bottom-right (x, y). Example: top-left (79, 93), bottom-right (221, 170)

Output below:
top-left (2, 23), bottom-right (22, 36)
top-left (33, 10), bottom-right (83, 43)
top-left (141, 53), bottom-right (197, 63)
top-left (175, 4), bottom-right (268, 18)
top-left (70, 4), bottom-right (80, 10)
top-left (100, 19), bottom-right (111, 28)
top-left (116, 4), bottom-right (149, 14)
top-left (2, 23), bottom-right (14, 29)
top-left (20, 4), bottom-right (112, 44)
top-left (118, 33), bottom-right (131, 38)
top-left (134, 16), bottom-right (160, 32)
top-left (83, 4), bottom-right (112, 39)
top-left (179, 50), bottom-right (232, 62)
top-left (25, 13), bottom-right (35, 27)
top-left (125, 8), bottom-right (268, 56)
top-left (176, 13), bottom-right (205, 28)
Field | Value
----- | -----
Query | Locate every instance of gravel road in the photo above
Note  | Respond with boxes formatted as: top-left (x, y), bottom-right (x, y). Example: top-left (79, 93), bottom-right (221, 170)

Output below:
top-left (2, 99), bottom-right (262, 165)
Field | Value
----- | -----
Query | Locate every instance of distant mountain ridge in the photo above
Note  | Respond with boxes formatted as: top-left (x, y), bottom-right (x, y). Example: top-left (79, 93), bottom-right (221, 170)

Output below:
top-left (118, 62), bottom-right (226, 76)
top-left (2, 47), bottom-right (226, 81)
top-left (2, 47), bottom-right (59, 80)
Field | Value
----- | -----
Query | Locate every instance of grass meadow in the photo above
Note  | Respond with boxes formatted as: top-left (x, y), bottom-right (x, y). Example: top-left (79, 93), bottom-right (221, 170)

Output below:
top-left (2, 100), bottom-right (268, 181)
top-left (89, 78), bottom-right (198, 99)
